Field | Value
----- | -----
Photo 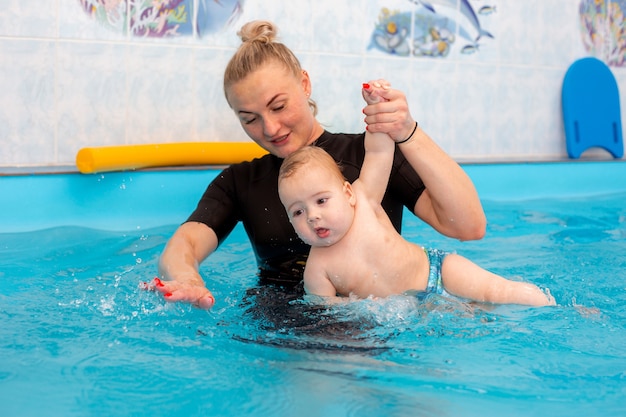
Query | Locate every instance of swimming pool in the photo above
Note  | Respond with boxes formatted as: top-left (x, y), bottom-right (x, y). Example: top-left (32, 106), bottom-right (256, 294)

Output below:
top-left (2, 161), bottom-right (625, 416)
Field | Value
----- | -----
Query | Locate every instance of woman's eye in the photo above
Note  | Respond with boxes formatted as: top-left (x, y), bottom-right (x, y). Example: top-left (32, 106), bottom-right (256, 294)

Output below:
top-left (243, 117), bottom-right (256, 125)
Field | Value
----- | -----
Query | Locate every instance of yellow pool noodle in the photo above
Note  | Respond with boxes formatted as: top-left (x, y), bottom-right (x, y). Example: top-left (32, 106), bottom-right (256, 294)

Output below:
top-left (76, 142), bottom-right (268, 174)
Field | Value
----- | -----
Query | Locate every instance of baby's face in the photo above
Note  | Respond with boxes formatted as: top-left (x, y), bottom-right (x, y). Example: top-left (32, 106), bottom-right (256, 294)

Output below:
top-left (278, 165), bottom-right (355, 247)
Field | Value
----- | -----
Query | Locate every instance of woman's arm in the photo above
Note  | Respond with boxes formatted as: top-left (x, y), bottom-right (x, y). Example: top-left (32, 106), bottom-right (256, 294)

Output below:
top-left (363, 83), bottom-right (486, 241)
top-left (155, 221), bottom-right (219, 309)
top-left (398, 127), bottom-right (486, 241)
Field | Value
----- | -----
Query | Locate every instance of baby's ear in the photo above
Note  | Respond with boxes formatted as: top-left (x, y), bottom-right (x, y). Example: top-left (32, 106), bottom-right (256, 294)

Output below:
top-left (343, 181), bottom-right (356, 205)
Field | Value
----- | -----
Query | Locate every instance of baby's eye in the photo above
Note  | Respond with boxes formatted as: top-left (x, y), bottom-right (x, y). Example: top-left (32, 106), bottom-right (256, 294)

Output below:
top-left (316, 198), bottom-right (327, 205)
top-left (292, 209), bottom-right (303, 217)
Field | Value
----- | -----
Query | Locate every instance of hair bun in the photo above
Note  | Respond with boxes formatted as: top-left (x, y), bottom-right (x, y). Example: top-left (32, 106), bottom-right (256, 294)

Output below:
top-left (238, 20), bottom-right (277, 44)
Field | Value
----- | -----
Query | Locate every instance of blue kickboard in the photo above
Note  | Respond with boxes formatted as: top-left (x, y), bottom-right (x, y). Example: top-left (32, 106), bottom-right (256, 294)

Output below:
top-left (562, 57), bottom-right (624, 158)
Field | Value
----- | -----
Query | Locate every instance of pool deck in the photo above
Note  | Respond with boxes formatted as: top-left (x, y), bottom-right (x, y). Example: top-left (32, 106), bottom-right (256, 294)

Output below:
top-left (2, 160), bottom-right (625, 233)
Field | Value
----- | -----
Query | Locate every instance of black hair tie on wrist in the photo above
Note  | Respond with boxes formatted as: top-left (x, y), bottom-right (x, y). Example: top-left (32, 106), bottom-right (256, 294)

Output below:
top-left (396, 121), bottom-right (418, 144)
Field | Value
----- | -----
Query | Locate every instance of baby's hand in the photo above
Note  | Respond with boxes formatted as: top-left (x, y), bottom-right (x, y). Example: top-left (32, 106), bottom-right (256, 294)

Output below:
top-left (362, 80), bottom-right (391, 105)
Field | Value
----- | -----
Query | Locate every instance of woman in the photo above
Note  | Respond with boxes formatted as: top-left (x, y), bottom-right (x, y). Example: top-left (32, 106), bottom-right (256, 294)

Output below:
top-left (153, 20), bottom-right (486, 309)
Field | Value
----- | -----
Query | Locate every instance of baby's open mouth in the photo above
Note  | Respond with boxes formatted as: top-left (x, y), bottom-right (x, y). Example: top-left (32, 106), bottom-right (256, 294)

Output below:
top-left (315, 227), bottom-right (330, 238)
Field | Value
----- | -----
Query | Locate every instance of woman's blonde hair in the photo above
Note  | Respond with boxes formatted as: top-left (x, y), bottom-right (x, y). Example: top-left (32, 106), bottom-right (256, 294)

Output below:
top-left (223, 20), bottom-right (317, 115)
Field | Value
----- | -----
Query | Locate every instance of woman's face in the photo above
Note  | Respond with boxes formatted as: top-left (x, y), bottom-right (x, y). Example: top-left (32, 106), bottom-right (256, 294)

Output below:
top-left (226, 61), bottom-right (322, 159)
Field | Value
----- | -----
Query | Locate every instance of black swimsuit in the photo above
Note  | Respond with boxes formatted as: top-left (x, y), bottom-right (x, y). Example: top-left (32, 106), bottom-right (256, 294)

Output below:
top-left (186, 131), bottom-right (425, 286)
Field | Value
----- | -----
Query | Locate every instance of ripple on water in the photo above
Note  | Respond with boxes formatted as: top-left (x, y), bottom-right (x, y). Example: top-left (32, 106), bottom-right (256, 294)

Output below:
top-left (2, 206), bottom-right (626, 417)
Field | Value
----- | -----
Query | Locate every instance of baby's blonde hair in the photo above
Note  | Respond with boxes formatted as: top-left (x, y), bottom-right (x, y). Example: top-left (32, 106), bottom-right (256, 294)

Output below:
top-left (223, 20), bottom-right (317, 115)
top-left (278, 146), bottom-right (344, 185)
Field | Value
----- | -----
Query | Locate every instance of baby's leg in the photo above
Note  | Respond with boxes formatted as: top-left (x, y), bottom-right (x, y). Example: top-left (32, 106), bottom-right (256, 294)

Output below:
top-left (440, 254), bottom-right (555, 306)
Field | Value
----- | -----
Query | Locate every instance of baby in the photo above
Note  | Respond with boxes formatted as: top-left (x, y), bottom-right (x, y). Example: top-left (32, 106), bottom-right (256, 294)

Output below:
top-left (277, 82), bottom-right (555, 307)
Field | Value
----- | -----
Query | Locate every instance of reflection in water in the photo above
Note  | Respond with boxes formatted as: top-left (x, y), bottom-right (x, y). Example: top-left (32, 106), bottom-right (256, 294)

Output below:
top-left (236, 284), bottom-right (391, 354)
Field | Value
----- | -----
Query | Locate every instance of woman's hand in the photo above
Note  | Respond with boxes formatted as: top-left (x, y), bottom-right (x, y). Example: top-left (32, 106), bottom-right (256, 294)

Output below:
top-left (143, 277), bottom-right (216, 309)
top-left (362, 79), bottom-right (486, 241)
top-left (153, 222), bottom-right (219, 309)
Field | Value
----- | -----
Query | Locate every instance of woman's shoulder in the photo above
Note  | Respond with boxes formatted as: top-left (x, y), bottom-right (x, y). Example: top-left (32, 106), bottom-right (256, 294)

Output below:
top-left (311, 131), bottom-right (365, 181)
top-left (316, 131), bottom-right (365, 146)
top-left (221, 131), bottom-right (367, 182)
top-left (316, 131), bottom-right (365, 157)
top-left (220, 153), bottom-right (282, 183)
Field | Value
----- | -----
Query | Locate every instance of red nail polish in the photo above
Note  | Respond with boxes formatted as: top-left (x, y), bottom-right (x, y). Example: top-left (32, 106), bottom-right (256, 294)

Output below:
top-left (365, 125), bottom-right (369, 131)
top-left (363, 83), bottom-right (370, 89)
top-left (154, 277), bottom-right (164, 287)
top-left (164, 292), bottom-right (172, 297)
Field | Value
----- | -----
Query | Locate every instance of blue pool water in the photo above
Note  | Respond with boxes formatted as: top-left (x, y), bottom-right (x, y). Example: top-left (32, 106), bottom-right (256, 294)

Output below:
top-left (1, 162), bottom-right (626, 416)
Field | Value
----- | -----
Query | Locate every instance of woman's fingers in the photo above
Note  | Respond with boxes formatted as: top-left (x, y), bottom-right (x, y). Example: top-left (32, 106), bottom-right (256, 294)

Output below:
top-left (141, 277), bottom-right (215, 309)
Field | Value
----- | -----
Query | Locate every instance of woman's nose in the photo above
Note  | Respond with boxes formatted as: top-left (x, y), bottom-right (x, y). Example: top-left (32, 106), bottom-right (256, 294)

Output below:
top-left (262, 115), bottom-right (280, 137)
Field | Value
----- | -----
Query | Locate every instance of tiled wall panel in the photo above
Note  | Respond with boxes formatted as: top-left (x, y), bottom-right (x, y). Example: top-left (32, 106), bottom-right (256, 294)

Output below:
top-left (0, 0), bottom-right (624, 167)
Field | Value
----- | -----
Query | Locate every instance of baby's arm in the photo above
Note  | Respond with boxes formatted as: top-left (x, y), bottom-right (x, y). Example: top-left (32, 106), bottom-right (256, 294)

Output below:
top-left (359, 82), bottom-right (396, 203)
top-left (303, 258), bottom-right (339, 297)
top-left (441, 254), bottom-right (556, 306)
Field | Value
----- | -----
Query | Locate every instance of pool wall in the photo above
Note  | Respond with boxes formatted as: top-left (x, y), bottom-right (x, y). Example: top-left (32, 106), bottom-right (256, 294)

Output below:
top-left (3, 3), bottom-right (626, 167)
top-left (2, 161), bottom-right (626, 233)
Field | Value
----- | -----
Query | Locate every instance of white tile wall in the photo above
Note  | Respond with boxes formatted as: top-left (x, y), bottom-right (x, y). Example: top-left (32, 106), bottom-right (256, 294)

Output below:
top-left (0, 0), bottom-right (624, 168)
top-left (192, 48), bottom-right (250, 142)
top-left (0, 0), bottom-right (57, 38)
top-left (56, 42), bottom-right (128, 159)
top-left (125, 43), bottom-right (195, 145)
top-left (0, 39), bottom-right (56, 165)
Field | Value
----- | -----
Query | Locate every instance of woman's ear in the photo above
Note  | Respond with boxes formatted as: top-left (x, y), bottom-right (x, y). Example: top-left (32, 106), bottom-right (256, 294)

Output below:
top-left (301, 69), bottom-right (312, 97)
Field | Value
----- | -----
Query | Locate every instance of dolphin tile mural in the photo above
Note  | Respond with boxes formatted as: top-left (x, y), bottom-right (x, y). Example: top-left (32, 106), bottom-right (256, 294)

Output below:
top-left (369, 0), bottom-right (495, 57)
top-left (78, 0), bottom-right (244, 38)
